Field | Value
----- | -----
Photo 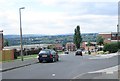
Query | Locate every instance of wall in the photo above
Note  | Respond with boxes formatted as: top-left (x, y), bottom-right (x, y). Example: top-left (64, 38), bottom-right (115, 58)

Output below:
top-left (99, 34), bottom-right (111, 44)
top-left (0, 49), bottom-right (14, 61)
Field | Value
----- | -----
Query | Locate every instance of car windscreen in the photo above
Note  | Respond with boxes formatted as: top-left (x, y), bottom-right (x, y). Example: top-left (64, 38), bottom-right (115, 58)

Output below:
top-left (39, 50), bottom-right (50, 54)
top-left (77, 50), bottom-right (82, 52)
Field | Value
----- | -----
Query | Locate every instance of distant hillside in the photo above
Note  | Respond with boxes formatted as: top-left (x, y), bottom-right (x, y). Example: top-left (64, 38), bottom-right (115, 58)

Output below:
top-left (4, 33), bottom-right (98, 46)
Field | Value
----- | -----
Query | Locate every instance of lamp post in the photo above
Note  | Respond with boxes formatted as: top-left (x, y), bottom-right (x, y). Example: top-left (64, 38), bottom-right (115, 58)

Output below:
top-left (117, 24), bottom-right (120, 53)
top-left (19, 7), bottom-right (25, 61)
top-left (0, 30), bottom-right (3, 50)
top-left (117, 24), bottom-right (119, 42)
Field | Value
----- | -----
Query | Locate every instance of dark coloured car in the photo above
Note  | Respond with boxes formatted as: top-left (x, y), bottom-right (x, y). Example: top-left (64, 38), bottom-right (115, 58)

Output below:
top-left (64, 50), bottom-right (69, 54)
top-left (38, 49), bottom-right (59, 63)
top-left (75, 49), bottom-right (82, 56)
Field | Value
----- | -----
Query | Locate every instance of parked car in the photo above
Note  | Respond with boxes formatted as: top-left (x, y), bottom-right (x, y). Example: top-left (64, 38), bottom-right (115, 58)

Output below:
top-left (64, 50), bottom-right (69, 54)
top-left (75, 49), bottom-right (83, 56)
top-left (38, 49), bottom-right (59, 63)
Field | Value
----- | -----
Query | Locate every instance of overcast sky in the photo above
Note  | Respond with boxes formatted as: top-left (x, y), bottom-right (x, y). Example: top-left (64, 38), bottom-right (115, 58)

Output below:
top-left (0, 0), bottom-right (119, 35)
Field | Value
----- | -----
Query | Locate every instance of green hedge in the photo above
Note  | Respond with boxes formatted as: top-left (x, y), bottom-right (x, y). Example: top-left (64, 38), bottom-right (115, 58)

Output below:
top-left (103, 42), bottom-right (120, 53)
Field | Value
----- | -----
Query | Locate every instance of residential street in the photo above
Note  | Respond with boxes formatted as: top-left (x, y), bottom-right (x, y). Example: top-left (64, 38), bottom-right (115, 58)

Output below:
top-left (2, 52), bottom-right (119, 79)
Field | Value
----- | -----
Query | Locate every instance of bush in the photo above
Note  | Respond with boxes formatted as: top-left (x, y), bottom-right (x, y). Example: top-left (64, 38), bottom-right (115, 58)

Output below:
top-left (103, 42), bottom-right (120, 53)
top-left (104, 51), bottom-right (109, 54)
top-left (13, 49), bottom-right (18, 59)
top-left (97, 51), bottom-right (104, 54)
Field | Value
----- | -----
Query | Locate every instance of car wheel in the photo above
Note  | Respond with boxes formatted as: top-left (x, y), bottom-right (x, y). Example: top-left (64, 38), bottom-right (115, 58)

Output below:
top-left (57, 58), bottom-right (59, 61)
top-left (52, 58), bottom-right (55, 62)
top-left (39, 60), bottom-right (42, 63)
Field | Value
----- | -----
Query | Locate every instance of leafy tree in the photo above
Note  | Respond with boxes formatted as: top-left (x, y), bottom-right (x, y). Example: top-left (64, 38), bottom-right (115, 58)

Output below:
top-left (4, 39), bottom-right (9, 46)
top-left (96, 35), bottom-right (104, 45)
top-left (62, 38), bottom-right (67, 47)
top-left (73, 25), bottom-right (82, 49)
top-left (87, 41), bottom-right (91, 46)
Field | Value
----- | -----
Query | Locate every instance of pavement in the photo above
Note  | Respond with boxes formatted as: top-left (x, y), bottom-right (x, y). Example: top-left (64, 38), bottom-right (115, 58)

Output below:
top-left (0, 53), bottom-right (67, 72)
top-left (0, 58), bottom-right (38, 72)
top-left (74, 65), bottom-right (119, 79)
top-left (0, 53), bottom-right (120, 79)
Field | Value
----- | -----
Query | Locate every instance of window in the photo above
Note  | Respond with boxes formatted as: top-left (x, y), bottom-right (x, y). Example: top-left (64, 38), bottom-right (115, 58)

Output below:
top-left (112, 34), bottom-right (116, 37)
top-left (108, 38), bottom-right (111, 40)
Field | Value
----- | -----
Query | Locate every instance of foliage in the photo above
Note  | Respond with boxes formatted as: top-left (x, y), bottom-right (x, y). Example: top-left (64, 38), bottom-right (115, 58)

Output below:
top-left (97, 51), bottom-right (104, 54)
top-left (96, 35), bottom-right (104, 45)
top-left (4, 39), bottom-right (9, 46)
top-left (47, 45), bottom-right (56, 50)
top-left (103, 42), bottom-right (120, 53)
top-left (87, 41), bottom-right (91, 46)
top-left (73, 25), bottom-right (82, 49)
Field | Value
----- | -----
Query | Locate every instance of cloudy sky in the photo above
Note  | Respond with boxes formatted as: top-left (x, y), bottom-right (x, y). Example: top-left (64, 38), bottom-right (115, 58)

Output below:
top-left (0, 0), bottom-right (119, 35)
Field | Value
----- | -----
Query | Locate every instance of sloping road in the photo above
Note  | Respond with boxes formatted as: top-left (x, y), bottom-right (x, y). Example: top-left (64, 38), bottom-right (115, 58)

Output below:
top-left (2, 52), bottom-right (118, 79)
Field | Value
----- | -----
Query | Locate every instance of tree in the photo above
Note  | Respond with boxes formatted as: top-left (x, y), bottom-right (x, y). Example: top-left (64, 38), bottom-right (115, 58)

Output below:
top-left (96, 35), bottom-right (104, 45)
top-left (4, 39), bottom-right (9, 46)
top-left (73, 25), bottom-right (82, 49)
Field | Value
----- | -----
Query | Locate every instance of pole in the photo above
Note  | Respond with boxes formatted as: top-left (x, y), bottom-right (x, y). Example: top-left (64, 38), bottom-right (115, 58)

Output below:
top-left (117, 25), bottom-right (119, 43)
top-left (117, 24), bottom-right (120, 53)
top-left (19, 7), bottom-right (25, 61)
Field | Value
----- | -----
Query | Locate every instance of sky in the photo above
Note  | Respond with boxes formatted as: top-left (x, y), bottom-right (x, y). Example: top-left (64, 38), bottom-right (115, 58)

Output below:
top-left (0, 0), bottom-right (119, 35)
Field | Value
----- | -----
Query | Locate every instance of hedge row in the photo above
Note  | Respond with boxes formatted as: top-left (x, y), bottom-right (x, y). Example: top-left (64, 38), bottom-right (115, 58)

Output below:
top-left (13, 48), bottom-right (42, 59)
top-left (103, 42), bottom-right (120, 53)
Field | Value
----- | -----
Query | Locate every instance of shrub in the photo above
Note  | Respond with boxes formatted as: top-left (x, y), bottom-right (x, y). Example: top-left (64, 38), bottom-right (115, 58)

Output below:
top-left (104, 51), bottom-right (109, 54)
top-left (97, 51), bottom-right (104, 54)
top-left (103, 42), bottom-right (120, 53)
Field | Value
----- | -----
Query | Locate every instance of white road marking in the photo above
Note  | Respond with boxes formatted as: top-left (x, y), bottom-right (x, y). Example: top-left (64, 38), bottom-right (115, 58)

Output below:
top-left (88, 65), bottom-right (118, 74)
top-left (89, 53), bottom-right (118, 59)
top-left (52, 73), bottom-right (55, 77)
top-left (72, 72), bottom-right (88, 79)
top-left (73, 65), bottom-right (119, 79)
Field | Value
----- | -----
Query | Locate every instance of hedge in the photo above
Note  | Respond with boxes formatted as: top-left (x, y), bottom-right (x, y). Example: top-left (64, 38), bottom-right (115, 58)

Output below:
top-left (103, 42), bottom-right (120, 53)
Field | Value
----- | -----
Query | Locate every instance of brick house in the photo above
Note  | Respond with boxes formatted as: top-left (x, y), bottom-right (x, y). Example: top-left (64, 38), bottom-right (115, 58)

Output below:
top-left (81, 42), bottom-right (97, 51)
top-left (99, 32), bottom-right (120, 44)
top-left (66, 42), bottom-right (76, 51)
top-left (54, 44), bottom-right (63, 51)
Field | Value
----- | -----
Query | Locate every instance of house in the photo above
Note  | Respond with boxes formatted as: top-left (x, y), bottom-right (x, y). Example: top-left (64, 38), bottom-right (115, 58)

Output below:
top-left (99, 32), bottom-right (120, 44)
top-left (54, 44), bottom-right (63, 51)
top-left (81, 42), bottom-right (97, 51)
top-left (66, 42), bottom-right (76, 51)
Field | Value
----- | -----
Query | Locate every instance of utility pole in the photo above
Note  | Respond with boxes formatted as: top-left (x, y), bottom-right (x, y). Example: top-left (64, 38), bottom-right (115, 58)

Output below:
top-left (19, 7), bottom-right (25, 61)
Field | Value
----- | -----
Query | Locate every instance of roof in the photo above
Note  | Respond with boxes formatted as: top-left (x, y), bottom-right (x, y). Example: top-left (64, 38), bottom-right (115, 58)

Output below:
top-left (99, 32), bottom-right (118, 35)
top-left (99, 32), bottom-right (111, 34)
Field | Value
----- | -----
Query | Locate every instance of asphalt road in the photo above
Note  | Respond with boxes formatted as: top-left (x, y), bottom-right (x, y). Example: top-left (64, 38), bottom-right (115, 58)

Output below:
top-left (2, 52), bottom-right (118, 79)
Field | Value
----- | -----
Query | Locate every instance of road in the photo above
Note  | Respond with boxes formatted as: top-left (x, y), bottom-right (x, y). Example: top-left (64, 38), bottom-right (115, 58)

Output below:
top-left (2, 52), bottom-right (118, 79)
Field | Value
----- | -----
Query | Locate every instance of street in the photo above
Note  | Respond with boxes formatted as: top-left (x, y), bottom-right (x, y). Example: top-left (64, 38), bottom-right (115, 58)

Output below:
top-left (2, 52), bottom-right (118, 79)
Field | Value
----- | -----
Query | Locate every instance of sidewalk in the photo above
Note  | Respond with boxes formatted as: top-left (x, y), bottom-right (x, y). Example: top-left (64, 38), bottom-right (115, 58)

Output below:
top-left (75, 65), bottom-right (119, 79)
top-left (0, 53), bottom-right (66, 72)
top-left (0, 58), bottom-right (38, 72)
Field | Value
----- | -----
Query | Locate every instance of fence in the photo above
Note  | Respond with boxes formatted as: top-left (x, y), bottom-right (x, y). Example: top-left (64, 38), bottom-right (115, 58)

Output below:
top-left (0, 49), bottom-right (14, 61)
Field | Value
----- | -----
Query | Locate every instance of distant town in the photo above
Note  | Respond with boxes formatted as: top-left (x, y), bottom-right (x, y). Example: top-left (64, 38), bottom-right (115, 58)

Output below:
top-left (3, 33), bottom-right (98, 46)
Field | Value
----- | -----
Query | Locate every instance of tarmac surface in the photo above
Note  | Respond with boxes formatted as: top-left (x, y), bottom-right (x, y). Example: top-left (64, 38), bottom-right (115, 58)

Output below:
top-left (0, 53), bottom-right (120, 80)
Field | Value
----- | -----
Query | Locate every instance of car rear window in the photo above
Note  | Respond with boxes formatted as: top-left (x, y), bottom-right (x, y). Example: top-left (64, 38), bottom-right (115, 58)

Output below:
top-left (39, 50), bottom-right (50, 54)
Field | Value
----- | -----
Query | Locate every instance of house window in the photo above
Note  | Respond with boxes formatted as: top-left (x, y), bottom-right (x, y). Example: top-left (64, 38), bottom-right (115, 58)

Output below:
top-left (112, 34), bottom-right (116, 37)
top-left (108, 38), bottom-right (111, 40)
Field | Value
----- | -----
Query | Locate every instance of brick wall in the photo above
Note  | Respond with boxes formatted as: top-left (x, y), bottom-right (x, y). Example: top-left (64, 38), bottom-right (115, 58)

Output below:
top-left (99, 34), bottom-right (111, 43)
top-left (0, 49), bottom-right (14, 61)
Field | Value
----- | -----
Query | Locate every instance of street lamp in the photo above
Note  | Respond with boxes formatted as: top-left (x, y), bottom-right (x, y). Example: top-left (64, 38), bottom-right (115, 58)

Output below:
top-left (19, 7), bottom-right (25, 61)
top-left (117, 24), bottom-right (119, 42)
top-left (117, 24), bottom-right (120, 53)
